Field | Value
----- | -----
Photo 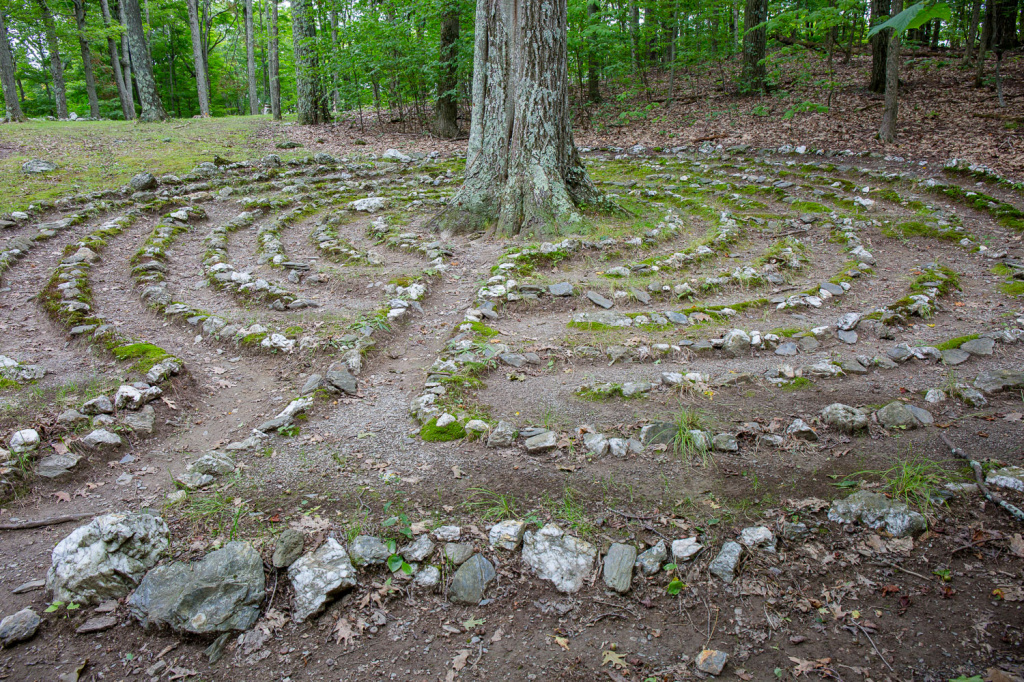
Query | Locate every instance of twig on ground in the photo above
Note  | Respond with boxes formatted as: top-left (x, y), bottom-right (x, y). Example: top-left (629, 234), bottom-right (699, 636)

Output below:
top-left (873, 559), bottom-right (933, 582)
top-left (939, 433), bottom-right (1024, 524)
top-left (0, 511), bottom-right (98, 530)
top-left (854, 620), bottom-right (895, 672)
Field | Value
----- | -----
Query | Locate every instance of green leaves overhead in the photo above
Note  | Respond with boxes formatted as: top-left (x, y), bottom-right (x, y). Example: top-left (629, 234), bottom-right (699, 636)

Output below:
top-left (868, 2), bottom-right (951, 37)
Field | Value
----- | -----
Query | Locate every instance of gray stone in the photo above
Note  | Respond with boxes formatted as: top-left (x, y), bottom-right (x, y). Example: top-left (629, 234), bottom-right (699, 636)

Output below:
top-left (348, 536), bottom-right (391, 566)
top-left (836, 312), bottom-right (862, 331)
top-left (782, 522), bottom-right (810, 540)
top-left (76, 615), bottom-right (118, 634)
top-left (129, 172), bottom-right (158, 192)
top-left (0, 609), bottom-right (40, 647)
top-left (81, 396), bottom-right (114, 415)
top-left (821, 403), bottom-right (868, 433)
top-left (959, 387), bottom-right (988, 407)
top-left (839, 358), bottom-right (868, 375)
top-left (941, 348), bottom-right (971, 366)
top-left (122, 405), bottom-right (156, 435)
top-left (188, 451), bottom-right (234, 476)
top-left (709, 542), bottom-right (743, 583)
top-left (548, 282), bottom-right (574, 297)
top-left (798, 336), bottom-right (819, 352)
top-left (974, 369), bottom-right (1024, 394)
top-left (401, 535), bottom-right (435, 562)
top-left (449, 554), bottom-right (495, 604)
top-left (986, 466), bottom-right (1024, 492)
top-left (499, 353), bottom-right (527, 368)
top-left (775, 341), bottom-right (798, 356)
top-left (522, 523), bottom-right (597, 593)
top-left (487, 421), bottom-right (518, 447)
top-left (414, 566), bottom-right (441, 588)
top-left (586, 291), bottom-right (613, 309)
top-left (8, 429), bottom-right (39, 454)
top-left (907, 405), bottom-right (933, 426)
top-left (489, 520), bottom-right (527, 550)
top-left (35, 453), bottom-right (81, 478)
top-left (570, 311), bottom-right (632, 327)
top-left (786, 419), bottom-right (818, 441)
top-left (876, 401), bottom-right (923, 429)
top-left (47, 513), bottom-right (169, 605)
top-left (82, 429), bottom-right (122, 450)
top-left (738, 526), bottom-right (776, 552)
top-left (128, 541), bottom-right (264, 634)
top-left (443, 542), bottom-right (475, 566)
top-left (828, 490), bottom-right (926, 537)
top-left (640, 422), bottom-right (677, 446)
top-left (695, 649), bottom-right (729, 676)
top-left (22, 159), bottom-right (57, 174)
top-left (960, 337), bottom-right (995, 356)
top-left (603, 543), bottom-right (636, 593)
top-left (873, 355), bottom-right (898, 369)
top-left (837, 330), bottom-right (858, 344)
top-left (821, 282), bottom-right (845, 296)
top-left (712, 433), bottom-right (739, 452)
top-left (287, 538), bottom-right (357, 621)
top-left (635, 540), bottom-right (667, 575)
top-left (721, 329), bottom-right (751, 357)
top-left (325, 368), bottom-right (358, 395)
top-left (57, 409), bottom-right (89, 426)
top-left (629, 287), bottom-right (652, 305)
top-left (272, 529), bottom-right (304, 569)
top-left (432, 525), bottom-right (461, 542)
top-left (887, 344), bottom-right (914, 363)
top-left (666, 311), bottom-right (689, 325)
top-left (300, 374), bottom-right (322, 395)
top-left (525, 431), bottom-right (557, 453)
top-left (924, 389), bottom-right (947, 404)
top-left (671, 537), bottom-right (702, 562)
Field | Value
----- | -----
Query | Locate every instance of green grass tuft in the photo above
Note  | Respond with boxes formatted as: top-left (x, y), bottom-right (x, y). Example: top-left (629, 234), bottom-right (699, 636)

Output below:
top-left (420, 417), bottom-right (467, 442)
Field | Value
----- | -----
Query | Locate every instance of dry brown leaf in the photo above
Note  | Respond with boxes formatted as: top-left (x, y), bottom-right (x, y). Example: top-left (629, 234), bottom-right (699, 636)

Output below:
top-left (451, 465), bottom-right (464, 479)
top-left (52, 491), bottom-right (71, 503)
top-left (334, 618), bottom-right (355, 647)
top-left (1009, 534), bottom-right (1024, 558)
top-left (554, 636), bottom-right (569, 650)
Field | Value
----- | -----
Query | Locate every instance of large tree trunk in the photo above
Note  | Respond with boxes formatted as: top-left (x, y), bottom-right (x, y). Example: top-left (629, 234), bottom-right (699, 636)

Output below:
top-left (432, 0), bottom-right (601, 238)
top-left (36, 0), bottom-right (68, 119)
top-left (965, 0), bottom-right (982, 62)
top-left (269, 0), bottom-right (280, 120)
top-left (72, 0), bottom-right (101, 118)
top-left (123, 0), bottom-right (166, 121)
top-left (869, 0), bottom-right (891, 93)
top-left (99, 0), bottom-right (131, 119)
top-left (119, 0), bottom-right (137, 119)
top-left (435, 0), bottom-right (460, 138)
top-left (587, 1), bottom-right (602, 103)
top-left (740, 0), bottom-right (767, 92)
top-left (878, 0), bottom-right (902, 142)
top-left (291, 0), bottom-right (329, 125)
top-left (186, 0), bottom-right (210, 115)
top-left (0, 11), bottom-right (24, 122)
top-left (245, 0), bottom-right (258, 115)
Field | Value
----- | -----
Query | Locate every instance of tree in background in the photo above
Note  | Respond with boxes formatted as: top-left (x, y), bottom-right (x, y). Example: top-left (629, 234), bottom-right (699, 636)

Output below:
top-left (0, 9), bottom-right (24, 122)
top-left (434, 0), bottom-right (601, 237)
top-left (35, 0), bottom-right (68, 119)
top-left (187, 0), bottom-right (212, 117)
top-left (245, 0), bottom-right (258, 114)
top-left (741, 0), bottom-right (768, 91)
top-left (123, 0), bottom-right (167, 121)
top-left (269, 0), bottom-right (281, 120)
top-left (292, 0), bottom-right (329, 124)
top-left (435, 0), bottom-right (460, 138)
top-left (71, 0), bottom-right (100, 118)
top-left (99, 0), bottom-right (133, 120)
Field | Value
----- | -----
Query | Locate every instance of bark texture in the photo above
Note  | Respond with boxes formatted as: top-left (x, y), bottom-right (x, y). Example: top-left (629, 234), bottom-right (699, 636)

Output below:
top-left (123, 0), bottom-right (166, 121)
top-left (965, 0), bottom-right (981, 62)
top-left (119, 0), bottom-right (137, 120)
top-left (37, 0), bottom-right (69, 119)
top-left (245, 0), bottom-right (258, 115)
top-left (435, 0), bottom-right (460, 138)
top-left (187, 0), bottom-right (210, 116)
top-left (878, 0), bottom-right (902, 142)
top-left (740, 0), bottom-right (767, 92)
top-left (72, 0), bottom-right (101, 118)
top-left (587, 2), bottom-right (601, 103)
top-left (0, 11), bottom-right (24, 122)
top-left (434, 0), bottom-right (601, 237)
top-left (869, 0), bottom-right (890, 93)
top-left (292, 0), bottom-right (329, 125)
top-left (100, 0), bottom-right (132, 119)
top-left (269, 0), bottom-right (281, 120)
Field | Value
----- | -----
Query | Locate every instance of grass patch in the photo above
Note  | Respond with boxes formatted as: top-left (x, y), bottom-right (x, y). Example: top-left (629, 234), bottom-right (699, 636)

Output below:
top-left (935, 335), bottom-right (978, 351)
top-left (670, 408), bottom-right (711, 461)
top-left (420, 417), bottom-right (467, 442)
top-left (781, 377), bottom-right (814, 391)
top-left (880, 221), bottom-right (962, 242)
top-left (849, 457), bottom-right (955, 510)
top-left (110, 343), bottom-right (171, 374)
top-left (462, 488), bottom-right (519, 522)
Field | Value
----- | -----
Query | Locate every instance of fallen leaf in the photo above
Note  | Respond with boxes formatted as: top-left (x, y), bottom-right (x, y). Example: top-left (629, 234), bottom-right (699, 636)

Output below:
top-left (209, 366), bottom-right (227, 374)
top-left (463, 617), bottom-right (485, 629)
top-left (451, 465), bottom-right (464, 479)
top-left (216, 380), bottom-right (235, 389)
top-left (602, 650), bottom-right (627, 669)
top-left (554, 636), bottom-right (569, 650)
top-left (52, 441), bottom-right (68, 455)
top-left (57, 659), bottom-right (87, 682)
top-left (490, 627), bottom-right (503, 643)
top-left (161, 397), bottom-right (178, 410)
top-left (52, 491), bottom-right (71, 503)
top-left (334, 618), bottom-right (355, 647)
top-left (1004, 413), bottom-right (1023, 422)
top-left (1009, 534), bottom-right (1024, 558)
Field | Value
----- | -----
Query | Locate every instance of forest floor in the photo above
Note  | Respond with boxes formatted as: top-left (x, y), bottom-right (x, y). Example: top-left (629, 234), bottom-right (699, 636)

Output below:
top-left (0, 49), bottom-right (1023, 682)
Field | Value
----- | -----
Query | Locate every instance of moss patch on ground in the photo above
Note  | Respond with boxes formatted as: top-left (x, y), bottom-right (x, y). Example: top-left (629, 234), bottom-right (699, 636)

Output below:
top-left (111, 343), bottom-right (172, 374)
top-left (420, 417), bottom-right (467, 442)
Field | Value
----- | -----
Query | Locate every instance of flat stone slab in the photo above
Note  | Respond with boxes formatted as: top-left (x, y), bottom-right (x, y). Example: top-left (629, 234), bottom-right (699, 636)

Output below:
top-left (602, 543), bottom-right (636, 594)
top-left (960, 337), bottom-right (995, 356)
top-left (76, 616), bottom-right (117, 634)
top-left (586, 291), bottom-right (613, 309)
top-left (941, 348), bottom-right (971, 365)
top-left (449, 554), bottom-right (495, 604)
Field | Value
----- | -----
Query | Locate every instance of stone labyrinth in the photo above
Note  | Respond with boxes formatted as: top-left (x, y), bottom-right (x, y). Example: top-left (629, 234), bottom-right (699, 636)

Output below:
top-left (1, 143), bottom-right (1024, 676)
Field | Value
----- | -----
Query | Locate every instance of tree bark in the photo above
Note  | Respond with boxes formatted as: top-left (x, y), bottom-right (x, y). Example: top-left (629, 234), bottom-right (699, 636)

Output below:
top-left (123, 0), bottom-right (166, 121)
top-left (965, 0), bottom-right (981, 62)
top-left (975, 0), bottom-right (993, 86)
top-left (587, 2), bottom-right (602, 103)
top-left (740, 0), bottom-right (768, 92)
top-left (869, 0), bottom-right (891, 92)
top-left (186, 0), bottom-right (210, 116)
top-left (432, 0), bottom-right (601, 237)
top-left (72, 0), bottom-right (101, 118)
top-left (245, 0), bottom-right (258, 114)
top-left (269, 0), bottom-right (280, 120)
top-left (0, 11), bottom-right (24, 122)
top-left (99, 0), bottom-right (131, 119)
top-left (36, 0), bottom-right (68, 119)
top-left (118, 0), bottom-right (137, 119)
top-left (435, 0), bottom-right (460, 138)
top-left (878, 0), bottom-right (902, 142)
top-left (292, 0), bottom-right (329, 125)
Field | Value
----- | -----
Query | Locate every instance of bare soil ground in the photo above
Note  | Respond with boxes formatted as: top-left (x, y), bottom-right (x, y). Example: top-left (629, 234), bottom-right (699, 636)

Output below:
top-left (0, 114), bottom-right (1022, 682)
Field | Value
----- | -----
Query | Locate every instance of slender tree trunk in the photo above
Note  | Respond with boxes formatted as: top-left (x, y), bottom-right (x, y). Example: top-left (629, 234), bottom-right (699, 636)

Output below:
top-left (186, 0), bottom-right (210, 116)
top-left (869, 0), bottom-right (891, 92)
top-left (292, 0), bottom-right (329, 125)
top-left (72, 0), bottom-right (101, 118)
top-left (740, 0), bottom-right (768, 92)
top-left (245, 0), bottom-right (258, 115)
top-left (435, 0), bottom-right (460, 137)
top-left (587, 2), bottom-right (602, 103)
top-left (878, 0), bottom-right (903, 141)
top-left (0, 11), bottom-right (25, 122)
top-left (100, 0), bottom-right (131, 119)
top-left (123, 0), bottom-right (166, 121)
top-left (269, 0), bottom-right (280, 120)
top-left (329, 10), bottom-right (340, 113)
top-left (119, 0), bottom-right (137, 119)
top-left (965, 0), bottom-right (981, 61)
top-left (432, 0), bottom-right (601, 237)
top-left (36, 0), bottom-right (68, 118)
top-left (975, 0), bottom-right (992, 86)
